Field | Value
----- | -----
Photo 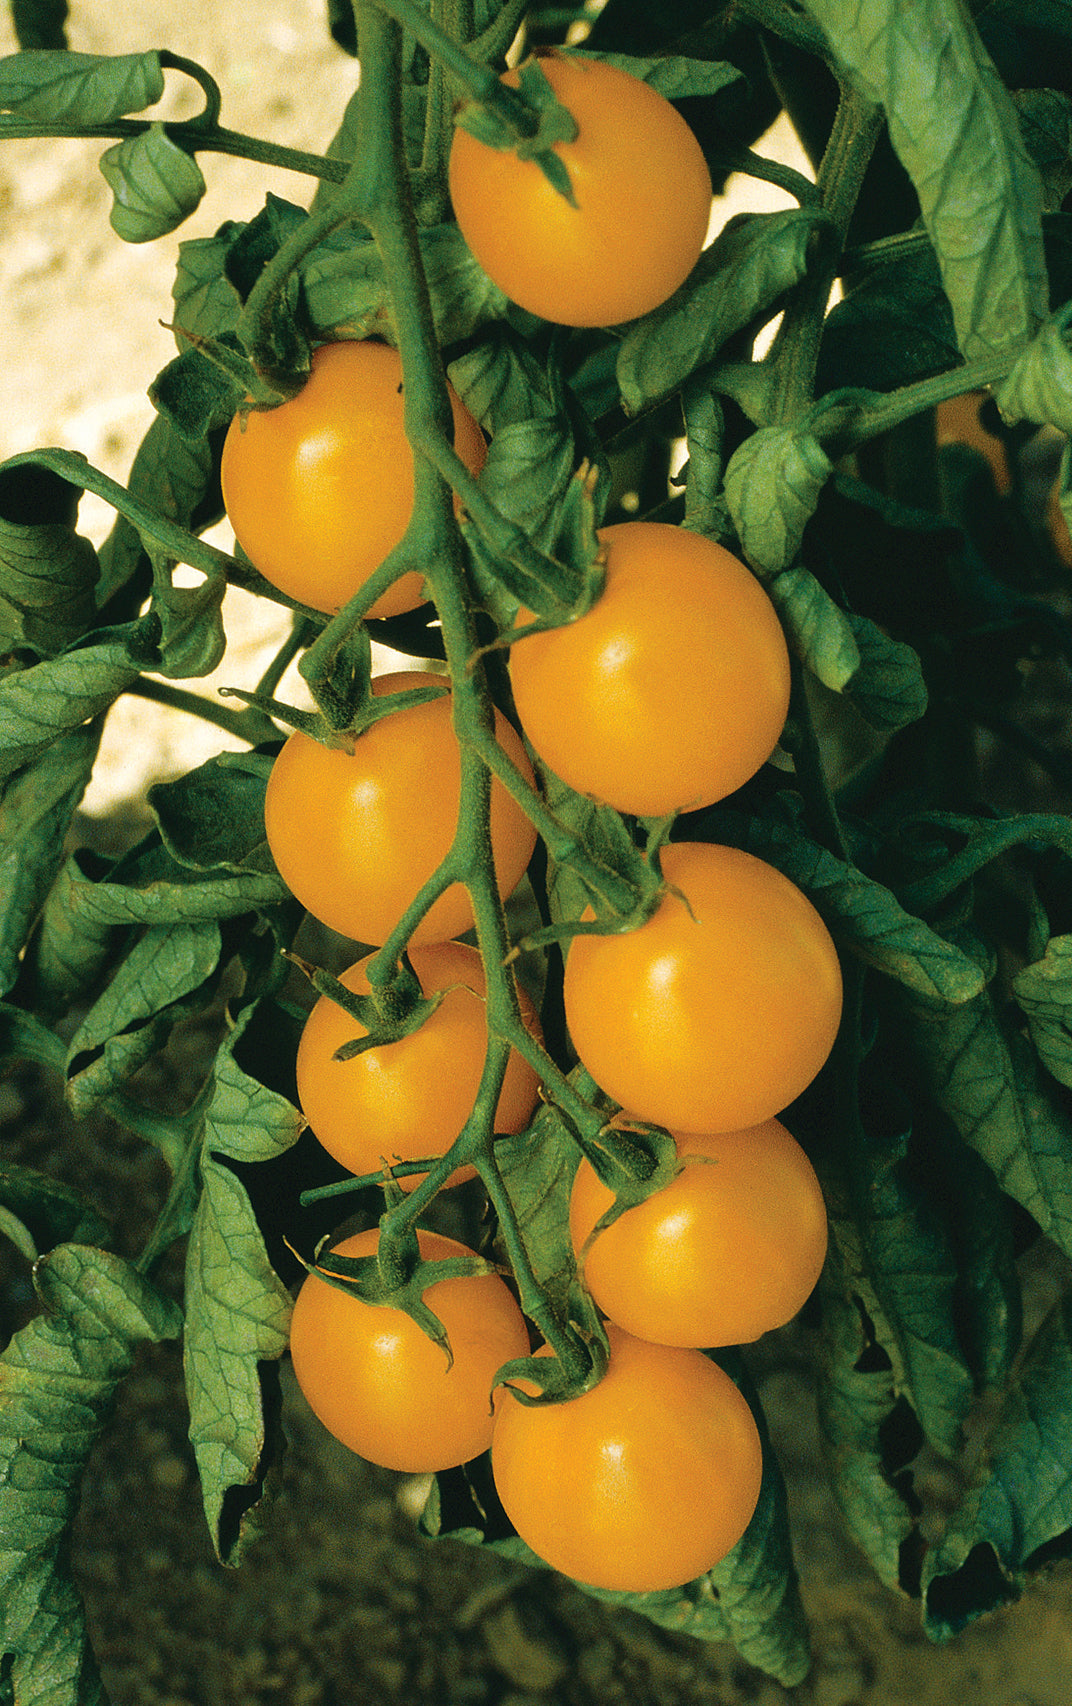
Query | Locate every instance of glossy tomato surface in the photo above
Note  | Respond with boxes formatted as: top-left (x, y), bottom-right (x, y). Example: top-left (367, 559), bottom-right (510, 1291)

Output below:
top-left (221, 340), bottom-right (486, 618)
top-left (448, 55), bottom-right (712, 327)
top-left (263, 673), bottom-right (537, 946)
top-left (490, 1324), bottom-right (763, 1591)
top-left (296, 942), bottom-right (543, 1190)
top-left (289, 1228), bottom-right (530, 1473)
top-left (563, 841), bottom-right (842, 1132)
top-left (509, 522), bottom-right (790, 816)
top-left (569, 1118), bottom-right (828, 1346)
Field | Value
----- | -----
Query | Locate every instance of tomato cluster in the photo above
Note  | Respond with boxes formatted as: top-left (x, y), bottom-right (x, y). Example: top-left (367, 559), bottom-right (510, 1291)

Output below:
top-left (236, 54), bottom-right (843, 1599)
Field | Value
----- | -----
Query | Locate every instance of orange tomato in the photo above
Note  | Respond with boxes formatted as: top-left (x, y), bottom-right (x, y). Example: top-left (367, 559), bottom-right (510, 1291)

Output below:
top-left (562, 841), bottom-right (842, 1132)
top-left (295, 942), bottom-right (543, 1190)
top-left (289, 1227), bottom-right (530, 1472)
top-left (509, 522), bottom-right (790, 815)
top-left (263, 672), bottom-right (537, 946)
top-left (569, 1119), bottom-right (828, 1346)
top-left (449, 54), bottom-right (712, 327)
top-left (490, 1324), bottom-right (763, 1590)
top-left (221, 340), bottom-right (486, 618)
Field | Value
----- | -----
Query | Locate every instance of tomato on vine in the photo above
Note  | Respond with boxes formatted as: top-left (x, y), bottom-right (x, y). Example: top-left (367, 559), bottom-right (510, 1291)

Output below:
top-left (263, 672), bottom-right (537, 946)
top-left (448, 54), bottom-right (712, 327)
top-left (289, 1228), bottom-right (530, 1473)
top-left (563, 841), bottom-right (843, 1133)
top-left (221, 340), bottom-right (486, 618)
top-left (570, 1118), bottom-right (828, 1347)
top-left (490, 1324), bottom-right (763, 1591)
top-left (296, 942), bottom-right (543, 1191)
top-left (509, 521), bottom-right (791, 816)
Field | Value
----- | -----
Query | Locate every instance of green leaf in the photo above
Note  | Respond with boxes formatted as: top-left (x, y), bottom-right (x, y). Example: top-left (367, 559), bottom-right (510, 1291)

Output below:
top-left (183, 1010), bottom-right (300, 1563)
top-left (803, 0), bottom-right (1048, 359)
top-left (0, 623), bottom-right (158, 782)
top-left (95, 414), bottom-right (216, 609)
top-left (574, 50), bottom-right (743, 105)
top-left (0, 1244), bottom-right (180, 1706)
top-left (843, 613), bottom-right (929, 732)
top-left (1013, 88), bottom-right (1072, 212)
top-left (767, 564), bottom-right (861, 693)
top-left (11, 0), bottom-right (69, 53)
top-left (64, 921), bottom-right (222, 1119)
top-left (723, 426), bottom-right (834, 578)
top-left (0, 1161), bottom-right (110, 1261)
top-left (99, 122), bottom-right (207, 243)
top-left (923, 1288), bottom-right (1072, 1639)
top-left (618, 208), bottom-right (830, 414)
top-left (301, 222), bottom-right (512, 346)
top-left (172, 225), bottom-right (245, 343)
top-left (147, 552), bottom-right (227, 681)
top-left (993, 303), bottom-right (1072, 436)
top-left (149, 753), bottom-right (278, 873)
top-left (0, 48), bottom-right (163, 120)
top-left (0, 461), bottom-right (100, 657)
top-left (1014, 934), bottom-right (1072, 1090)
top-left (817, 247), bottom-right (959, 395)
top-left (0, 721), bottom-right (101, 997)
top-left (148, 343), bottom-right (248, 443)
top-left (495, 1101), bottom-right (581, 1325)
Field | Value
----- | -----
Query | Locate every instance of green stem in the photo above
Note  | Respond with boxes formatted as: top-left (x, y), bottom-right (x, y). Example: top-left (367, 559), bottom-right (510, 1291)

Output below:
top-left (122, 676), bottom-right (278, 744)
top-left (365, 0), bottom-right (537, 127)
top-left (0, 115), bottom-right (349, 181)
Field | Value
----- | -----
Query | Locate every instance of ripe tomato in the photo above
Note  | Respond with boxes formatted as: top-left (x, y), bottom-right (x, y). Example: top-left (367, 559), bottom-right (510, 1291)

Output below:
top-left (569, 1118), bottom-right (828, 1347)
top-left (263, 672), bottom-right (537, 946)
top-left (563, 841), bottom-right (842, 1133)
top-left (296, 942), bottom-right (543, 1191)
top-left (289, 1228), bottom-right (531, 1472)
top-left (490, 1323), bottom-right (763, 1591)
top-left (220, 340), bottom-right (486, 618)
top-left (448, 54), bottom-right (712, 327)
top-left (508, 522), bottom-right (790, 816)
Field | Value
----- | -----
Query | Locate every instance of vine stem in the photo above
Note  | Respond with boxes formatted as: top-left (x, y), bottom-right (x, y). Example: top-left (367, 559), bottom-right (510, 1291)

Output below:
top-left (122, 676), bottom-right (278, 745)
top-left (0, 115), bottom-right (349, 181)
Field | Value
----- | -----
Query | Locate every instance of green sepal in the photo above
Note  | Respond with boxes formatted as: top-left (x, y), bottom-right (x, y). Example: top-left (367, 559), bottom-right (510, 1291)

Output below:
top-left (453, 56), bottom-right (580, 205)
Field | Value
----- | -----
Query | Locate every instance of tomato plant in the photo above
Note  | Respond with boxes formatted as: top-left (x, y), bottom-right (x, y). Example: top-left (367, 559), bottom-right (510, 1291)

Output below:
top-left (263, 673), bottom-right (538, 946)
top-left (5, 0), bottom-right (1072, 1694)
top-left (509, 521), bottom-right (791, 816)
top-left (563, 842), bottom-right (843, 1133)
top-left (490, 1324), bottom-right (764, 1592)
top-left (289, 1228), bottom-right (531, 1472)
top-left (221, 339), bottom-right (487, 618)
top-left (569, 1118), bottom-right (828, 1347)
top-left (448, 53), bottom-right (713, 327)
top-left (295, 941), bottom-right (543, 1190)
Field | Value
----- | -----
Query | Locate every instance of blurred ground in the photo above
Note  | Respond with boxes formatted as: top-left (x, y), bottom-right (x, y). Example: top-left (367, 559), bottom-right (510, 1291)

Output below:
top-left (4, 3), bottom-right (1072, 1703)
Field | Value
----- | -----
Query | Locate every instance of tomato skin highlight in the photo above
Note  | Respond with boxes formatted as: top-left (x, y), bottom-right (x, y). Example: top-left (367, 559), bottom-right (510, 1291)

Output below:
top-left (509, 522), bottom-right (791, 816)
top-left (295, 942), bottom-right (543, 1191)
top-left (448, 55), bottom-right (712, 328)
top-left (263, 672), bottom-right (537, 946)
top-left (220, 341), bottom-right (486, 618)
top-left (289, 1228), bottom-right (531, 1473)
top-left (570, 1119), bottom-right (828, 1347)
top-left (562, 841), bottom-right (843, 1133)
top-left (490, 1324), bottom-right (763, 1591)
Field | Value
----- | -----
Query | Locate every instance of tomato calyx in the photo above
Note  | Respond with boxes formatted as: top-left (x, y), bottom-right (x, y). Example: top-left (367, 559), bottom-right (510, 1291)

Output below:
top-left (303, 1228), bottom-right (509, 1369)
top-left (493, 1313), bottom-right (609, 1408)
top-left (453, 55), bottom-right (580, 206)
top-left (290, 952), bottom-right (444, 1059)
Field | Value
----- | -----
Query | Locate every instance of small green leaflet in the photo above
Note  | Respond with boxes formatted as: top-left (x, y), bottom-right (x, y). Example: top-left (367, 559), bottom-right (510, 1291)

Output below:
top-left (0, 48), bottom-right (164, 121)
top-left (99, 123), bottom-right (207, 243)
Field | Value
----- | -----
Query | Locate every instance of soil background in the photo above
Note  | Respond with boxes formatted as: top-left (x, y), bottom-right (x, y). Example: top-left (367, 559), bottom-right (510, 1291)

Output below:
top-left (3, 3), bottom-right (1072, 1703)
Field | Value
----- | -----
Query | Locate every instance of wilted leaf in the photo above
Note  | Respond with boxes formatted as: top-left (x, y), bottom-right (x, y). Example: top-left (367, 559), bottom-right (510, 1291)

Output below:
top-left (0, 48), bottom-right (163, 120)
top-left (0, 461), bottom-right (100, 657)
top-left (99, 122), bottom-right (207, 243)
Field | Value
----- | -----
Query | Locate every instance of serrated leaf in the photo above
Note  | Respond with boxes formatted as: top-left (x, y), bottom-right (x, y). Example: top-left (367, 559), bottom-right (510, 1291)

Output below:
top-left (923, 1288), bottom-right (1072, 1639)
top-left (0, 462), bottom-right (100, 657)
top-left (99, 122), bottom-right (207, 243)
top-left (618, 208), bottom-right (830, 414)
top-left (767, 564), bottom-right (861, 692)
top-left (1014, 934), bottom-right (1072, 1089)
top-left (0, 48), bottom-right (163, 120)
top-left (183, 1009), bottom-right (301, 1563)
top-left (0, 1243), bottom-right (180, 1706)
top-left (723, 426), bottom-right (834, 578)
top-left (843, 613), bottom-right (928, 732)
top-left (803, 0), bottom-right (1048, 360)
top-left (64, 921), bottom-right (222, 1118)
top-left (0, 626), bottom-right (158, 782)
top-left (0, 722), bottom-right (100, 996)
top-left (575, 49), bottom-right (743, 105)
top-left (993, 303), bottom-right (1072, 436)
